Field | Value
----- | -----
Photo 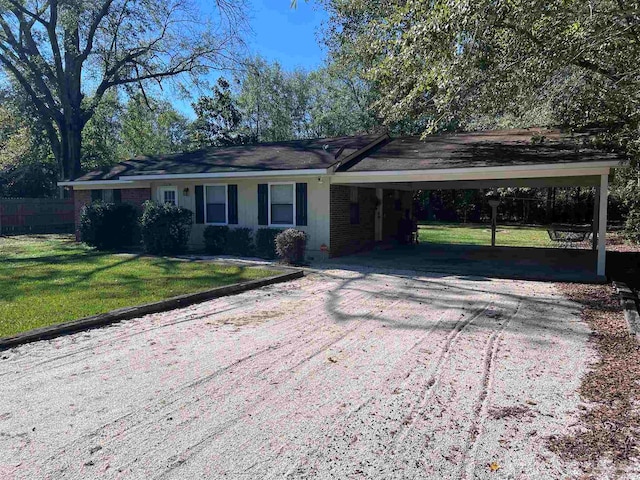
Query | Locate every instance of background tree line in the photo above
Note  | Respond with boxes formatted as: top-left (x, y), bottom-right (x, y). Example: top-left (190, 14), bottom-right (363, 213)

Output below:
top-left (0, 55), bottom-right (378, 197)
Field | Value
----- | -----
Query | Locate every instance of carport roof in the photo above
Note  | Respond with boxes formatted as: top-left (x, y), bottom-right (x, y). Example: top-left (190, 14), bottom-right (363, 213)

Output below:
top-left (337, 128), bottom-right (622, 173)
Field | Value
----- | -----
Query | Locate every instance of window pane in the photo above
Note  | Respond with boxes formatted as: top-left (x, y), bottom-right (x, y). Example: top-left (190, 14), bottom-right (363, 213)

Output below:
top-left (162, 189), bottom-right (176, 205)
top-left (270, 184), bottom-right (293, 204)
top-left (349, 187), bottom-right (358, 203)
top-left (102, 189), bottom-right (114, 203)
top-left (206, 204), bottom-right (226, 223)
top-left (271, 204), bottom-right (293, 224)
top-left (206, 185), bottom-right (226, 203)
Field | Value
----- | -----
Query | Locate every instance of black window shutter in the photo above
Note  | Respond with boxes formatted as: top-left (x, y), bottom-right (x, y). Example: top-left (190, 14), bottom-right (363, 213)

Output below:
top-left (228, 185), bottom-right (238, 224)
top-left (195, 185), bottom-right (204, 224)
top-left (258, 184), bottom-right (268, 225)
top-left (113, 189), bottom-right (122, 204)
top-left (296, 182), bottom-right (308, 226)
top-left (91, 190), bottom-right (101, 202)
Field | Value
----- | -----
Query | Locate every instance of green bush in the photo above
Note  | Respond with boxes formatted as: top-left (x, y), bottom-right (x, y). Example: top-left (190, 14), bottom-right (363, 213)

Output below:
top-left (203, 225), bottom-right (229, 254)
top-left (625, 208), bottom-right (640, 244)
top-left (226, 227), bottom-right (254, 256)
top-left (275, 228), bottom-right (307, 264)
top-left (79, 202), bottom-right (139, 250)
top-left (140, 201), bottom-right (193, 255)
top-left (255, 228), bottom-right (280, 259)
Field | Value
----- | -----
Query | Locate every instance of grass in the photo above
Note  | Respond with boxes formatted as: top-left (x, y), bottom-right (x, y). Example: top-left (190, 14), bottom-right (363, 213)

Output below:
top-left (0, 235), bottom-right (278, 338)
top-left (418, 222), bottom-right (556, 248)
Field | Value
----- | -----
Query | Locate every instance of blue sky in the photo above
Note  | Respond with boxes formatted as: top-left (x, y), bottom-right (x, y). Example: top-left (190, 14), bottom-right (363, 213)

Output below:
top-left (173, 0), bottom-right (328, 117)
top-left (244, 0), bottom-right (328, 70)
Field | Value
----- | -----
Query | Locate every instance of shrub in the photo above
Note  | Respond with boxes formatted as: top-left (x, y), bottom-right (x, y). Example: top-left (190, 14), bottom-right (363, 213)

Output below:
top-left (226, 227), bottom-right (254, 256)
top-left (79, 202), bottom-right (139, 250)
top-left (255, 228), bottom-right (280, 259)
top-left (625, 209), bottom-right (640, 244)
top-left (275, 228), bottom-right (307, 264)
top-left (203, 225), bottom-right (229, 254)
top-left (140, 201), bottom-right (193, 255)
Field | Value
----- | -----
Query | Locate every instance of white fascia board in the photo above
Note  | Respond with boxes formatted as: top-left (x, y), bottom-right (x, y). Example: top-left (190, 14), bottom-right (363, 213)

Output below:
top-left (334, 160), bottom-right (620, 178)
top-left (122, 169), bottom-right (329, 181)
top-left (57, 180), bottom-right (141, 187)
top-left (331, 161), bottom-right (619, 184)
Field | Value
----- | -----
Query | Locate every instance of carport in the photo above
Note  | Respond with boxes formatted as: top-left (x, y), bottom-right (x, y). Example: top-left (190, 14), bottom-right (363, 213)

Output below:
top-left (329, 129), bottom-right (623, 279)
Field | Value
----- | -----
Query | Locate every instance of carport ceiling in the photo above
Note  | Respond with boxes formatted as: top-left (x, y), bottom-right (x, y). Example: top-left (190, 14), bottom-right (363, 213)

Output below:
top-left (345, 175), bottom-right (604, 191)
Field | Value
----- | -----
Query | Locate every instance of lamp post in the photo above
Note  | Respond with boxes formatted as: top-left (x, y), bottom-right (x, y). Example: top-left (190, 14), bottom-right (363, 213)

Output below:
top-left (488, 199), bottom-right (500, 247)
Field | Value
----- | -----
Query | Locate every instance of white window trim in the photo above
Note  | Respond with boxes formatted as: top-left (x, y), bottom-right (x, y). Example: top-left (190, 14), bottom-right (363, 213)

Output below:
top-left (204, 184), bottom-right (228, 225)
top-left (268, 182), bottom-right (296, 228)
top-left (157, 186), bottom-right (178, 206)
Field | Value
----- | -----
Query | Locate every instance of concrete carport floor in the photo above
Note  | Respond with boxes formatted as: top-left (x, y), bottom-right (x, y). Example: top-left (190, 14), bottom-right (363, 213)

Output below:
top-left (332, 174), bottom-right (611, 281)
top-left (319, 242), bottom-right (602, 283)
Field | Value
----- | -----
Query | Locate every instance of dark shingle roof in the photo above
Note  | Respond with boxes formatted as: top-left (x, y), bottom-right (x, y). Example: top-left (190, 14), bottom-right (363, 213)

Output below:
top-left (74, 135), bottom-right (381, 181)
top-left (72, 128), bottom-right (621, 182)
top-left (340, 128), bottom-right (620, 172)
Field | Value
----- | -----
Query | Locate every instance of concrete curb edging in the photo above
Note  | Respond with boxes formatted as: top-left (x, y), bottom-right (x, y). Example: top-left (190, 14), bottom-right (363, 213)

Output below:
top-left (0, 270), bottom-right (304, 351)
top-left (613, 281), bottom-right (640, 337)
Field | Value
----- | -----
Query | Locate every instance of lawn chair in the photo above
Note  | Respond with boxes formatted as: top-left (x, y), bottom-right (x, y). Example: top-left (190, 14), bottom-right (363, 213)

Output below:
top-left (547, 224), bottom-right (592, 249)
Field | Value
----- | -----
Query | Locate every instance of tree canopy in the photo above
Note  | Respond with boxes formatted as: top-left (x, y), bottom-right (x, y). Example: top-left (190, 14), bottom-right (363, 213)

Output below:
top-left (322, 0), bottom-right (639, 131)
top-left (0, 0), bottom-right (244, 180)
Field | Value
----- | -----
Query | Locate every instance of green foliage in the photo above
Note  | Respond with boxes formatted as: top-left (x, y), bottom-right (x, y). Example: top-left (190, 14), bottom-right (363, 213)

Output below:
top-left (140, 201), bottom-right (193, 255)
top-left (203, 226), bottom-right (255, 256)
top-left (0, 87), bottom-right (58, 197)
top-left (79, 202), bottom-right (139, 250)
top-left (255, 228), bottom-right (280, 259)
top-left (275, 228), bottom-right (307, 264)
top-left (119, 93), bottom-right (190, 158)
top-left (226, 228), bottom-right (255, 256)
top-left (236, 56), bottom-right (378, 141)
top-left (81, 91), bottom-right (122, 172)
top-left (190, 78), bottom-right (252, 148)
top-left (203, 225), bottom-right (229, 254)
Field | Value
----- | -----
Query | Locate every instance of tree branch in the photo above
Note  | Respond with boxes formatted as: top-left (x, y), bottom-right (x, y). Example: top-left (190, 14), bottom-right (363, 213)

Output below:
top-left (78, 0), bottom-right (116, 63)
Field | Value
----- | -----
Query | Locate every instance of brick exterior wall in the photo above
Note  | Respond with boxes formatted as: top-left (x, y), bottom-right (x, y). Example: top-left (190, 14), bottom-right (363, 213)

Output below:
top-left (121, 188), bottom-right (152, 207)
top-left (329, 185), bottom-right (377, 257)
top-left (73, 187), bottom-right (151, 241)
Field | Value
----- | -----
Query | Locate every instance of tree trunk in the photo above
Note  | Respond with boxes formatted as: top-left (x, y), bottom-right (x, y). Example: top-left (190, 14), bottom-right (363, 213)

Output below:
top-left (65, 120), bottom-right (83, 180)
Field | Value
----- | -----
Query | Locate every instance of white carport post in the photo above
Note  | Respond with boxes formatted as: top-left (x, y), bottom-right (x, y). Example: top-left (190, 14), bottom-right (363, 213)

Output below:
top-left (597, 174), bottom-right (608, 277)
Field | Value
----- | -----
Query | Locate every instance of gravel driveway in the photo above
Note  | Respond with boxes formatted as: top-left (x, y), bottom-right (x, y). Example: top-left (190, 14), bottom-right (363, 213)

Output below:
top-left (0, 267), bottom-right (593, 479)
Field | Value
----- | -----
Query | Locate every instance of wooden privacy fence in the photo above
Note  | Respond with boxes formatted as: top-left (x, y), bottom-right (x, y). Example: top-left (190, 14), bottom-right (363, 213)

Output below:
top-left (0, 198), bottom-right (74, 235)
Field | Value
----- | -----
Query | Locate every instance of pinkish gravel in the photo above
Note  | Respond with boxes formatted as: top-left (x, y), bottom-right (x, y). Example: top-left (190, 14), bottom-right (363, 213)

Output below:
top-left (0, 268), bottom-right (595, 479)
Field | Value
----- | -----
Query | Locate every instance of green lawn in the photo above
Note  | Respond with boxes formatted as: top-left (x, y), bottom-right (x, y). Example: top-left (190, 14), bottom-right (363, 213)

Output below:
top-left (0, 235), bottom-right (277, 338)
top-left (418, 222), bottom-right (556, 248)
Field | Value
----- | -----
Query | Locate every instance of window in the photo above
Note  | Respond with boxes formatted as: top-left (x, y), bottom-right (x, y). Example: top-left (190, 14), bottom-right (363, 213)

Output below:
top-left (158, 186), bottom-right (178, 206)
top-left (269, 183), bottom-right (295, 226)
top-left (349, 187), bottom-right (360, 225)
top-left (92, 189), bottom-right (116, 202)
top-left (205, 185), bottom-right (227, 224)
top-left (102, 189), bottom-right (114, 203)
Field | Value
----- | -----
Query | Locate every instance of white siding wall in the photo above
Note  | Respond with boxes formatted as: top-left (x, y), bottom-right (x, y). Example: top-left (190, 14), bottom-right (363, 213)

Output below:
top-left (151, 176), bottom-right (331, 259)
